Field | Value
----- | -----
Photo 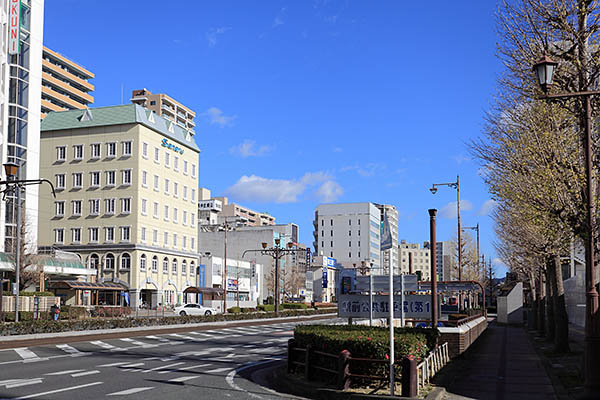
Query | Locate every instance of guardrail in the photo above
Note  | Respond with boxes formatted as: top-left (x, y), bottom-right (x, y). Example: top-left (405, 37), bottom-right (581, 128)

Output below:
top-left (417, 342), bottom-right (449, 390)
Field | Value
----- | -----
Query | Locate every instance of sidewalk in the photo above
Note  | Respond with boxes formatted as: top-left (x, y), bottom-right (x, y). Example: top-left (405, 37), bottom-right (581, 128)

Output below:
top-left (437, 321), bottom-right (557, 400)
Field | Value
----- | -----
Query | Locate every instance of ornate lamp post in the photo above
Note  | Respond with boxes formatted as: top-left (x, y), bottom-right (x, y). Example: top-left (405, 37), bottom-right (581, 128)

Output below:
top-left (242, 239), bottom-right (305, 314)
top-left (532, 54), bottom-right (600, 396)
top-left (430, 176), bottom-right (461, 281)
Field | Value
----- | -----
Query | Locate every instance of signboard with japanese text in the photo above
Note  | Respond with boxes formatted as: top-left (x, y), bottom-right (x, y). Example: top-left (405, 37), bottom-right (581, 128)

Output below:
top-left (338, 294), bottom-right (438, 319)
top-left (354, 275), bottom-right (418, 292)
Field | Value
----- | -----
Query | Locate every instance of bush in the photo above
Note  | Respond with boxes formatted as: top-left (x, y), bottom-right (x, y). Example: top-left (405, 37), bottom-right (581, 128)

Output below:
top-left (18, 291), bottom-right (55, 297)
top-left (227, 307), bottom-right (241, 313)
top-left (241, 307), bottom-right (256, 313)
top-left (89, 306), bottom-right (131, 318)
top-left (257, 304), bottom-right (275, 312)
top-left (59, 305), bottom-right (89, 320)
top-left (282, 303), bottom-right (308, 310)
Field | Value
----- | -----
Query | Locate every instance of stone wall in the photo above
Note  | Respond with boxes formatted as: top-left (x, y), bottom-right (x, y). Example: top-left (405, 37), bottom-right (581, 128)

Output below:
top-left (438, 316), bottom-right (488, 359)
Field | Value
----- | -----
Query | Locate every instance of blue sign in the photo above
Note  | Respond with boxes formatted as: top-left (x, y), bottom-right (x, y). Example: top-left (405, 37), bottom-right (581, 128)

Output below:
top-left (381, 213), bottom-right (392, 251)
top-left (322, 267), bottom-right (328, 288)
top-left (161, 138), bottom-right (184, 154)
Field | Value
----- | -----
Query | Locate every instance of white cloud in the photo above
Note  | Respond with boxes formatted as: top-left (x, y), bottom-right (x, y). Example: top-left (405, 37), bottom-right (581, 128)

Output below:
top-left (230, 140), bottom-right (273, 157)
top-left (203, 107), bottom-right (236, 127)
top-left (272, 7), bottom-right (286, 27)
top-left (340, 163), bottom-right (385, 177)
top-left (454, 154), bottom-right (471, 164)
top-left (438, 200), bottom-right (474, 219)
top-left (206, 27), bottom-right (231, 47)
top-left (315, 181), bottom-right (343, 202)
top-left (333, 147), bottom-right (343, 153)
top-left (225, 172), bottom-right (342, 204)
top-left (477, 199), bottom-right (498, 216)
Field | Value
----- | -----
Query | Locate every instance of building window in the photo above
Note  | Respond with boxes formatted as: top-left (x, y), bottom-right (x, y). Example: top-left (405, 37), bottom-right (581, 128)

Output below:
top-left (89, 199), bottom-right (100, 215)
top-left (73, 173), bottom-right (82, 188)
top-left (154, 147), bottom-right (160, 163)
top-left (164, 178), bottom-right (170, 194)
top-left (121, 198), bottom-right (131, 214)
top-left (349, 252), bottom-right (351, 258)
top-left (330, 241), bottom-right (333, 247)
top-left (183, 160), bottom-right (188, 175)
top-left (182, 235), bottom-right (187, 249)
top-left (164, 231), bottom-right (169, 246)
top-left (321, 241), bottom-right (324, 248)
top-left (321, 230), bottom-right (324, 237)
top-left (89, 227), bottom-right (99, 243)
top-left (330, 251), bottom-right (333, 257)
top-left (153, 175), bottom-right (159, 191)
top-left (105, 198), bottom-right (116, 215)
top-left (106, 142), bottom-right (116, 158)
top-left (122, 169), bottom-right (132, 185)
top-left (358, 219), bottom-right (361, 225)
top-left (120, 226), bottom-right (131, 242)
top-left (173, 233), bottom-right (178, 248)
top-left (182, 210), bottom-right (187, 226)
top-left (349, 230), bottom-right (351, 236)
top-left (54, 228), bottom-right (64, 244)
top-left (120, 253), bottom-right (131, 270)
top-left (142, 171), bottom-right (148, 187)
top-left (164, 205), bottom-right (169, 220)
top-left (122, 141), bottom-right (132, 156)
top-left (182, 260), bottom-right (187, 274)
top-left (141, 227), bottom-right (146, 242)
top-left (72, 228), bottom-right (82, 243)
top-left (56, 146), bottom-right (66, 161)
top-left (152, 256), bottom-right (158, 272)
top-left (191, 164), bottom-right (196, 179)
top-left (331, 230), bottom-right (333, 236)
top-left (172, 259), bottom-right (177, 274)
top-left (163, 258), bottom-right (169, 273)
top-left (183, 186), bottom-right (188, 200)
top-left (322, 219), bottom-right (324, 226)
top-left (141, 198), bottom-right (147, 215)
top-left (105, 227), bottom-right (115, 242)
top-left (192, 189), bottom-right (196, 202)
top-left (349, 241), bottom-right (351, 247)
top-left (72, 200), bottom-right (82, 216)
top-left (73, 144), bottom-right (83, 160)
top-left (191, 213), bottom-right (195, 227)
top-left (349, 219), bottom-right (351, 225)
top-left (153, 201), bottom-right (159, 218)
top-left (91, 143), bottom-right (101, 159)
top-left (174, 156), bottom-right (179, 171)
top-left (173, 182), bottom-right (178, 197)
top-left (191, 237), bottom-right (195, 250)
top-left (173, 208), bottom-right (178, 223)
top-left (153, 229), bottom-right (158, 244)
top-left (142, 142), bottom-right (148, 158)
top-left (165, 152), bottom-right (170, 167)
top-left (105, 254), bottom-right (115, 270)
top-left (56, 174), bottom-right (65, 190)
top-left (358, 230), bottom-right (361, 236)
top-left (55, 201), bottom-right (65, 217)
top-left (331, 219), bottom-right (333, 226)
top-left (90, 171), bottom-right (100, 187)
top-left (106, 170), bottom-right (116, 186)
top-left (358, 251), bottom-right (361, 258)
top-left (140, 254), bottom-right (147, 271)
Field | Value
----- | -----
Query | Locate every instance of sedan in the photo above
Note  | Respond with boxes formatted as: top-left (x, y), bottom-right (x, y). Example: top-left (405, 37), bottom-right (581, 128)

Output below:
top-left (175, 303), bottom-right (218, 316)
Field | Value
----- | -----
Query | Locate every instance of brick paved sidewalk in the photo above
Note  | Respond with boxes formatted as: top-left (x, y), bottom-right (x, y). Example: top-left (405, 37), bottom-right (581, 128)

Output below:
top-left (442, 322), bottom-right (557, 400)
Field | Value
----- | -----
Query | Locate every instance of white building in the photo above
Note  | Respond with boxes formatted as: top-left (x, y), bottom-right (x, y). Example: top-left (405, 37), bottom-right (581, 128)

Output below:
top-left (0, 0), bottom-right (44, 252)
top-left (399, 241), bottom-right (432, 281)
top-left (309, 255), bottom-right (338, 303)
top-left (375, 203), bottom-right (399, 274)
top-left (436, 241), bottom-right (454, 281)
top-left (313, 203), bottom-right (387, 274)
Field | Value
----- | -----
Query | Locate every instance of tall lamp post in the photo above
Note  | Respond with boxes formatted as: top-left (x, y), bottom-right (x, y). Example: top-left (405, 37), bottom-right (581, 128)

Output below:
top-left (532, 54), bottom-right (600, 396)
top-left (463, 224), bottom-right (480, 279)
top-left (430, 177), bottom-right (461, 282)
top-left (0, 161), bottom-right (55, 323)
top-left (242, 239), bottom-right (305, 314)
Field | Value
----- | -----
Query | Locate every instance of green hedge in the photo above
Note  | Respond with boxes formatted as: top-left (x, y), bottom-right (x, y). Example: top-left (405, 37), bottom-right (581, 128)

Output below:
top-left (282, 303), bottom-right (308, 310)
top-left (257, 304), bottom-right (275, 312)
top-left (227, 307), bottom-right (242, 313)
top-left (18, 291), bottom-right (55, 297)
top-left (0, 307), bottom-right (335, 336)
top-left (241, 307), bottom-right (256, 313)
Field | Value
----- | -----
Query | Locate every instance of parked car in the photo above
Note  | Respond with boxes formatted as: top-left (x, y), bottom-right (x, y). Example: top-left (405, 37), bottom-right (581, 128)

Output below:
top-left (174, 303), bottom-right (218, 316)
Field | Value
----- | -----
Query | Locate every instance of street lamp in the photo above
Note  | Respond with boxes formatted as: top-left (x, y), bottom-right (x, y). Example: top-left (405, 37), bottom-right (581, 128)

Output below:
top-left (430, 176), bottom-right (462, 281)
top-left (462, 223), bottom-right (480, 274)
top-left (0, 161), bottom-right (55, 323)
top-left (532, 53), bottom-right (600, 396)
top-left (243, 239), bottom-right (305, 314)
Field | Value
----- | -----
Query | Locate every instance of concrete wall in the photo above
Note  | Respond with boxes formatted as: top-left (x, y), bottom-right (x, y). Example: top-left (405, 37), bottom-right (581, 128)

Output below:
top-left (498, 282), bottom-right (523, 325)
top-left (564, 265), bottom-right (585, 328)
top-left (438, 316), bottom-right (488, 359)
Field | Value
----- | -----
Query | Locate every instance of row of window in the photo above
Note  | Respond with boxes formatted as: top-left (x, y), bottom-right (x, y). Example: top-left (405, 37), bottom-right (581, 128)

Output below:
top-left (53, 226), bottom-right (196, 250)
top-left (89, 252), bottom-right (195, 276)
top-left (57, 142), bottom-right (131, 161)
top-left (141, 142), bottom-right (196, 178)
top-left (141, 171), bottom-right (196, 201)
top-left (55, 198), bottom-right (196, 226)
top-left (55, 170), bottom-right (132, 189)
top-left (320, 229), bottom-right (361, 237)
top-left (321, 219), bottom-right (362, 226)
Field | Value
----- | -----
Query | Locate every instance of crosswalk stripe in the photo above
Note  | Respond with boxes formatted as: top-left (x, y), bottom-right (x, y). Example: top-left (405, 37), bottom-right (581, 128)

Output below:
top-left (107, 387), bottom-right (154, 396)
top-left (98, 362), bottom-right (128, 367)
top-left (168, 375), bottom-right (198, 383)
top-left (45, 370), bottom-right (85, 376)
top-left (120, 338), bottom-right (155, 347)
top-left (14, 381), bottom-right (103, 400)
top-left (56, 344), bottom-right (86, 355)
top-left (14, 348), bottom-right (40, 361)
top-left (5, 379), bottom-right (43, 389)
top-left (71, 370), bottom-right (100, 377)
top-left (169, 333), bottom-right (197, 340)
top-left (90, 341), bottom-right (121, 350)
top-left (143, 362), bottom-right (184, 374)
top-left (178, 363), bottom-right (212, 371)
top-left (204, 367), bottom-right (231, 374)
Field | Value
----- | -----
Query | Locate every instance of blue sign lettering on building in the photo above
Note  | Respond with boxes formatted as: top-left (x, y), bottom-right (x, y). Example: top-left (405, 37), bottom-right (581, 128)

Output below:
top-left (161, 138), bottom-right (184, 154)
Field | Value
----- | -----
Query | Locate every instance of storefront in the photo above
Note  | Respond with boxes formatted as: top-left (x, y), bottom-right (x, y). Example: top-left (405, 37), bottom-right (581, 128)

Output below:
top-left (49, 281), bottom-right (127, 306)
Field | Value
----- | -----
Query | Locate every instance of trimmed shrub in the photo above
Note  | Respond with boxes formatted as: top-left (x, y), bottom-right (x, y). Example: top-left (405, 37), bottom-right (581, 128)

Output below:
top-left (241, 307), bottom-right (256, 313)
top-left (227, 307), bottom-right (242, 313)
top-left (282, 303), bottom-right (308, 310)
top-left (19, 291), bottom-right (55, 297)
top-left (257, 304), bottom-right (275, 312)
top-left (59, 305), bottom-right (89, 320)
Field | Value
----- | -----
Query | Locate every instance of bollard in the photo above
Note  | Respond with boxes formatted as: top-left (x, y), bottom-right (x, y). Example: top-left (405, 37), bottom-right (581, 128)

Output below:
top-left (401, 356), bottom-right (418, 398)
top-left (337, 350), bottom-right (351, 390)
top-left (287, 339), bottom-right (296, 373)
top-left (305, 344), bottom-right (313, 381)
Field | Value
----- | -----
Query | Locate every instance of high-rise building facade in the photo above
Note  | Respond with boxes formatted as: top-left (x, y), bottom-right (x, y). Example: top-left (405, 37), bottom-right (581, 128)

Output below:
top-left (41, 46), bottom-right (94, 117)
top-left (38, 104), bottom-right (200, 308)
top-left (374, 203), bottom-right (399, 274)
top-left (436, 241), bottom-right (454, 281)
top-left (313, 203), bottom-right (382, 273)
top-left (0, 0), bottom-right (44, 253)
top-left (130, 89), bottom-right (195, 135)
top-left (399, 241), bottom-right (431, 281)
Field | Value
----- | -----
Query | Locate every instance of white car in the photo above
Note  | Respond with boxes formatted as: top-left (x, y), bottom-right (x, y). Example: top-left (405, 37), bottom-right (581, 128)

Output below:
top-left (175, 303), bottom-right (217, 316)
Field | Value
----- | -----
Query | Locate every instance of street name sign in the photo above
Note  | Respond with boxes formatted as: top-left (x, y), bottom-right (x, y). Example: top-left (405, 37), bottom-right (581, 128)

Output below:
top-left (338, 294), bottom-right (436, 319)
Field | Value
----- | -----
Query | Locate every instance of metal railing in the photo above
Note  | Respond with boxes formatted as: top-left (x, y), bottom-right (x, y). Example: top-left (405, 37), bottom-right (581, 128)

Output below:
top-left (416, 342), bottom-right (450, 391)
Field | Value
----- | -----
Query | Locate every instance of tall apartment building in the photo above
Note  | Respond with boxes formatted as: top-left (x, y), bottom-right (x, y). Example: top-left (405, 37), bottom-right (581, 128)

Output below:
top-left (0, 0), bottom-right (44, 253)
top-left (38, 104), bottom-right (200, 308)
top-left (130, 89), bottom-right (195, 135)
top-left (41, 47), bottom-right (94, 117)
top-left (436, 241), bottom-right (454, 281)
top-left (199, 190), bottom-right (275, 226)
top-left (374, 203), bottom-right (399, 274)
top-left (399, 241), bottom-right (432, 281)
top-left (313, 203), bottom-right (382, 273)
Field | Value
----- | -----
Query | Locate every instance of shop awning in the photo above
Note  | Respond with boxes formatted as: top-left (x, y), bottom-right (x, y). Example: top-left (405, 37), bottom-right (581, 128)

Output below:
top-left (0, 252), bottom-right (13, 272)
top-left (49, 281), bottom-right (126, 291)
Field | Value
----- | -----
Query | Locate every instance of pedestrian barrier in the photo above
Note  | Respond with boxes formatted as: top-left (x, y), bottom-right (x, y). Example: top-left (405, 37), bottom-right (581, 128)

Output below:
top-left (416, 342), bottom-right (449, 391)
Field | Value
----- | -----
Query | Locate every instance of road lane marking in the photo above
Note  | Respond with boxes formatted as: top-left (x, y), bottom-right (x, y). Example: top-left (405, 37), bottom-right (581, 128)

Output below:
top-left (98, 362), bottom-right (129, 367)
top-left (120, 338), bottom-right (156, 348)
top-left (90, 341), bottom-right (123, 351)
top-left (178, 363), bottom-right (212, 371)
top-left (56, 344), bottom-right (87, 356)
top-left (225, 358), bottom-right (285, 400)
top-left (14, 381), bottom-right (103, 400)
top-left (169, 375), bottom-right (198, 383)
top-left (107, 387), bottom-right (154, 396)
top-left (45, 370), bottom-right (85, 376)
top-left (168, 333), bottom-right (197, 340)
top-left (5, 379), bottom-right (43, 389)
top-left (143, 362), bottom-right (184, 373)
top-left (204, 367), bottom-right (231, 374)
top-left (14, 348), bottom-right (40, 361)
top-left (72, 370), bottom-right (100, 377)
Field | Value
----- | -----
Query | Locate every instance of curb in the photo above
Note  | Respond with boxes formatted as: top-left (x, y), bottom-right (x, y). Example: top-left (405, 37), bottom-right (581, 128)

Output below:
top-left (424, 387), bottom-right (446, 400)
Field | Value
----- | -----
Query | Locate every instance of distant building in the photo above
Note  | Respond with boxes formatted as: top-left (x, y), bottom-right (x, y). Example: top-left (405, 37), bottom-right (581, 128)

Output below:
top-left (374, 203), bottom-right (399, 274)
top-left (198, 188), bottom-right (275, 227)
top-left (130, 88), bottom-right (195, 135)
top-left (399, 241), bottom-right (431, 281)
top-left (41, 47), bottom-right (94, 117)
top-left (436, 241), bottom-right (454, 281)
top-left (198, 188), bottom-right (223, 226)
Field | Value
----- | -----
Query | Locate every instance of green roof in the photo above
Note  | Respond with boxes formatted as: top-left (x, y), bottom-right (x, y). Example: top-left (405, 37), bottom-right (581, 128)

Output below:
top-left (41, 104), bottom-right (200, 152)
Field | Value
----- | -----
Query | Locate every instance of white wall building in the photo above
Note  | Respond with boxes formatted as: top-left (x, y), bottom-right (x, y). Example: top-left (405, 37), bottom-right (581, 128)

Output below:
top-left (399, 241), bottom-right (432, 281)
top-left (309, 255), bottom-right (338, 303)
top-left (375, 203), bottom-right (399, 274)
top-left (313, 203), bottom-right (384, 273)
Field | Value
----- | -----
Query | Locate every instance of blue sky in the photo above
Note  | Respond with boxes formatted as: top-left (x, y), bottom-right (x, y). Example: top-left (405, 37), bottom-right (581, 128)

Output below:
top-left (44, 1), bottom-right (507, 275)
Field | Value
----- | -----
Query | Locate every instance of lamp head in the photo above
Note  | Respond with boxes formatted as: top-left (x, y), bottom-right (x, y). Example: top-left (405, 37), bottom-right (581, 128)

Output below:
top-left (274, 238), bottom-right (280, 246)
top-left (429, 186), bottom-right (437, 194)
top-left (261, 242), bottom-right (268, 249)
top-left (533, 54), bottom-right (558, 93)
top-left (4, 162), bottom-right (18, 178)
top-left (287, 242), bottom-right (293, 249)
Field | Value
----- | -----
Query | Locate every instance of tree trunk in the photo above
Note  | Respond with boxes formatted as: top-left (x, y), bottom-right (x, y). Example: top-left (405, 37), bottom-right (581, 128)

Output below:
top-left (552, 255), bottom-right (570, 353)
top-left (546, 265), bottom-right (555, 342)
top-left (530, 269), bottom-right (538, 331)
top-left (538, 268), bottom-right (545, 336)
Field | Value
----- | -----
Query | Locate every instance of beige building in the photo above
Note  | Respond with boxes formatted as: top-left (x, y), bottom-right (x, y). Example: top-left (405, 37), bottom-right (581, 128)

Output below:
top-left (214, 195), bottom-right (275, 226)
top-left (399, 241), bottom-right (431, 281)
top-left (130, 89), bottom-right (195, 134)
top-left (38, 104), bottom-right (200, 308)
top-left (41, 47), bottom-right (94, 117)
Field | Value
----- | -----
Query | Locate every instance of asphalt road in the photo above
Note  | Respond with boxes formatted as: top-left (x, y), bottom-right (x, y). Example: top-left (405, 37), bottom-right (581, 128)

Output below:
top-left (0, 317), bottom-right (342, 399)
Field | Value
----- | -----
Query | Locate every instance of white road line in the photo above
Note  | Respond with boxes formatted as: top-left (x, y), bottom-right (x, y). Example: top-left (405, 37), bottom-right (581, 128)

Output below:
top-left (56, 344), bottom-right (86, 356)
top-left (145, 335), bottom-right (176, 344)
top-left (169, 333), bottom-right (197, 340)
top-left (14, 348), bottom-right (40, 361)
top-left (178, 363), bottom-right (212, 371)
top-left (120, 338), bottom-right (156, 348)
top-left (204, 367), bottom-right (232, 374)
top-left (90, 341), bottom-right (121, 350)
top-left (6, 379), bottom-right (43, 389)
top-left (143, 362), bottom-right (184, 373)
top-left (98, 361), bottom-right (129, 367)
top-left (71, 370), bottom-right (100, 377)
top-left (45, 369), bottom-right (85, 376)
top-left (168, 375), bottom-right (198, 383)
top-left (107, 387), bottom-right (154, 396)
top-left (13, 381), bottom-right (103, 400)
top-left (121, 362), bottom-right (144, 368)
top-left (226, 358), bottom-right (284, 400)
